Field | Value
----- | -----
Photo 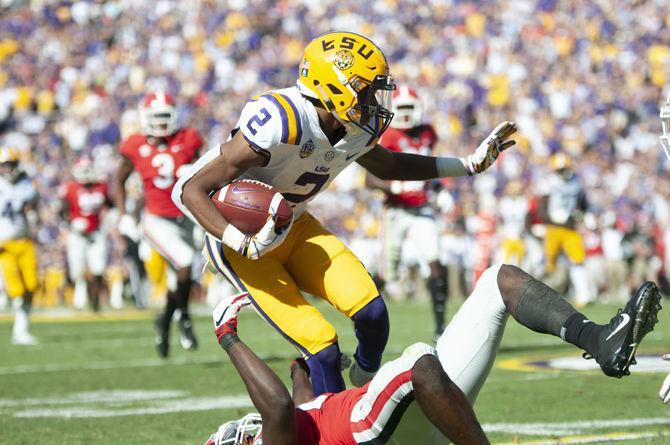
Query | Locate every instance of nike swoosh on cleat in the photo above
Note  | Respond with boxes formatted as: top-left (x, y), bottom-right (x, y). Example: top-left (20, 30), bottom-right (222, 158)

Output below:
top-left (605, 313), bottom-right (631, 341)
top-left (215, 307), bottom-right (229, 325)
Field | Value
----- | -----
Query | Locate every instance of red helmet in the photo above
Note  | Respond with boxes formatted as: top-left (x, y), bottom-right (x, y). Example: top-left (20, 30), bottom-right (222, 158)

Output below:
top-left (139, 92), bottom-right (179, 137)
top-left (390, 85), bottom-right (423, 129)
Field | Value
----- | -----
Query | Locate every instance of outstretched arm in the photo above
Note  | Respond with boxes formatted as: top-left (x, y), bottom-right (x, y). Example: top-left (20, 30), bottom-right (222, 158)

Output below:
top-left (213, 294), bottom-right (297, 445)
top-left (358, 121), bottom-right (516, 180)
top-left (290, 358), bottom-right (315, 405)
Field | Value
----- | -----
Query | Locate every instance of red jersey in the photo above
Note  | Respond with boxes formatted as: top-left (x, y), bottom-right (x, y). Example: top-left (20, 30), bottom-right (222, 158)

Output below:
top-left (380, 125), bottom-right (437, 208)
top-left (59, 181), bottom-right (108, 234)
top-left (120, 127), bottom-right (201, 218)
top-left (295, 386), bottom-right (368, 445)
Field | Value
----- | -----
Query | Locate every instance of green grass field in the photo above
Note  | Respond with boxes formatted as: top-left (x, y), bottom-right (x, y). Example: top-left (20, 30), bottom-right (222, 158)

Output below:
top-left (2, 299), bottom-right (670, 444)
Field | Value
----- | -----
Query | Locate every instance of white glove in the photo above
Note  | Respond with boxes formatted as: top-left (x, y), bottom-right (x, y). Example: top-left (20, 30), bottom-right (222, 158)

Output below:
top-left (118, 214), bottom-right (139, 242)
top-left (461, 121), bottom-right (517, 175)
top-left (221, 194), bottom-right (293, 260)
top-left (213, 292), bottom-right (252, 345)
top-left (659, 354), bottom-right (670, 403)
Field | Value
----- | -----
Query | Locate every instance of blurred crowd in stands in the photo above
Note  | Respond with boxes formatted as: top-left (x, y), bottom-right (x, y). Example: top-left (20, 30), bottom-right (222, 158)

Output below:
top-left (0, 0), bottom-right (669, 309)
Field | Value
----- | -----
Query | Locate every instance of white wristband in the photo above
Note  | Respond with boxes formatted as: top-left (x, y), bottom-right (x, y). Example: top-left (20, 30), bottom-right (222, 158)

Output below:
top-left (436, 156), bottom-right (469, 177)
top-left (222, 224), bottom-right (248, 256)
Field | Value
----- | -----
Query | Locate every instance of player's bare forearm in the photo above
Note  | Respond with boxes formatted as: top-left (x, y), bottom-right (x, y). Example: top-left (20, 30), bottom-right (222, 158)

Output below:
top-left (180, 134), bottom-right (266, 239)
top-left (358, 144), bottom-right (467, 180)
top-left (226, 340), bottom-right (297, 444)
top-left (114, 156), bottom-right (134, 215)
top-left (290, 359), bottom-right (315, 405)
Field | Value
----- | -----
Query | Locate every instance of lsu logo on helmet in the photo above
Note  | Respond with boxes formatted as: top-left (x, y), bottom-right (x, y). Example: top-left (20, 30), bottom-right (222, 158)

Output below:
top-left (296, 31), bottom-right (396, 139)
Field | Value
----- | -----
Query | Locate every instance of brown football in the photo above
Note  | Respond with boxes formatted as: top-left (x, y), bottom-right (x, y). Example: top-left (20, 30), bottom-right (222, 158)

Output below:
top-left (212, 179), bottom-right (292, 235)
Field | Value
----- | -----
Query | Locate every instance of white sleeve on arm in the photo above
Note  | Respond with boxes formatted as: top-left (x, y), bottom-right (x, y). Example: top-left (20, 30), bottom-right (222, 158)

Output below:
top-left (436, 156), bottom-right (468, 177)
top-left (171, 145), bottom-right (222, 225)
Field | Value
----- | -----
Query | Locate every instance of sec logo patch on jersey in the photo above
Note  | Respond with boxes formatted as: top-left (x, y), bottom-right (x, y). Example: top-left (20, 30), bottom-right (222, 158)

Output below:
top-left (300, 139), bottom-right (315, 158)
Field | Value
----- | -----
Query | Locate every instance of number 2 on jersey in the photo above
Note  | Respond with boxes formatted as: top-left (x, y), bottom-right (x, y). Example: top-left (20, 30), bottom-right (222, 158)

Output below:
top-left (246, 108), bottom-right (272, 135)
top-left (283, 172), bottom-right (330, 204)
top-left (151, 153), bottom-right (176, 189)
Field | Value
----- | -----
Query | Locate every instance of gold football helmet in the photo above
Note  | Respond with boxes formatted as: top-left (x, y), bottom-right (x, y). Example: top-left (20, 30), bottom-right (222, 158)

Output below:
top-left (0, 146), bottom-right (19, 164)
top-left (549, 152), bottom-right (572, 171)
top-left (296, 31), bottom-right (395, 138)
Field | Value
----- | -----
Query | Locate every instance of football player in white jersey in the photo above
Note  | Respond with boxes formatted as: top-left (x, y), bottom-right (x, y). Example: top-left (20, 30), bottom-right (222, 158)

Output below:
top-left (657, 95), bottom-right (670, 404)
top-left (174, 31), bottom-right (657, 396)
top-left (0, 148), bottom-right (39, 345)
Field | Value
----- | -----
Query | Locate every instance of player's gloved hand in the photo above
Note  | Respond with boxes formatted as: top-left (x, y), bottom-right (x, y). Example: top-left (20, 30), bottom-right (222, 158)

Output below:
top-left (659, 354), bottom-right (670, 403)
top-left (461, 121), bottom-right (517, 175)
top-left (118, 214), bottom-right (139, 241)
top-left (212, 292), bottom-right (251, 346)
top-left (221, 195), bottom-right (294, 260)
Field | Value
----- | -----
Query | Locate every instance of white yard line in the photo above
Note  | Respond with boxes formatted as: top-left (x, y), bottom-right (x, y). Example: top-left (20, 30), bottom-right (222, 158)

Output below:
top-left (0, 356), bottom-right (225, 375)
top-left (0, 390), bottom-right (187, 407)
top-left (494, 430), bottom-right (669, 444)
top-left (13, 395), bottom-right (253, 418)
top-left (484, 417), bottom-right (670, 436)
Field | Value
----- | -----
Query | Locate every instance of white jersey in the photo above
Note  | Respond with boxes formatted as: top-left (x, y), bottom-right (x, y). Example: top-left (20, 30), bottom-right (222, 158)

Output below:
top-left (0, 173), bottom-right (36, 242)
top-left (174, 87), bottom-right (379, 221)
top-left (543, 173), bottom-right (583, 225)
top-left (498, 195), bottom-right (527, 238)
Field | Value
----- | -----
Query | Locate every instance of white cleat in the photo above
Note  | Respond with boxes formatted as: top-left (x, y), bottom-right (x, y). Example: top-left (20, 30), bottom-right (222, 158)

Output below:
top-left (11, 333), bottom-right (38, 346)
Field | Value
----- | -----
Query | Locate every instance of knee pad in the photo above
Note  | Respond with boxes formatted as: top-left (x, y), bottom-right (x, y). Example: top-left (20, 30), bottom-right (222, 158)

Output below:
top-left (475, 264), bottom-right (506, 314)
top-left (352, 296), bottom-right (389, 333)
top-left (308, 343), bottom-right (341, 367)
top-left (401, 342), bottom-right (437, 368)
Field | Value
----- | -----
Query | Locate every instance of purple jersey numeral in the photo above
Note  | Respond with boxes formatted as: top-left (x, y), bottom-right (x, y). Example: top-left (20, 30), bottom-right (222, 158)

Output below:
top-left (246, 108), bottom-right (272, 135)
top-left (283, 172), bottom-right (330, 204)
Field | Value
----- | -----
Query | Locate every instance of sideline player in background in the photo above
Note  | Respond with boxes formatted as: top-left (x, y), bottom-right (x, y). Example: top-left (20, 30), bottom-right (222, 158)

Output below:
top-left (204, 292), bottom-right (491, 445)
top-left (498, 180), bottom-right (528, 266)
top-left (538, 153), bottom-right (592, 307)
top-left (0, 148), bottom-right (39, 345)
top-left (366, 85), bottom-right (448, 338)
top-left (60, 157), bottom-right (110, 311)
top-left (115, 92), bottom-right (202, 357)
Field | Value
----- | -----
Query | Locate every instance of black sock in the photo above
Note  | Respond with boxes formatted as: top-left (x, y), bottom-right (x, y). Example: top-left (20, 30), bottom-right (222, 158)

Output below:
top-left (428, 276), bottom-right (447, 333)
top-left (560, 313), bottom-right (603, 357)
top-left (162, 293), bottom-right (178, 329)
top-left (175, 280), bottom-right (192, 318)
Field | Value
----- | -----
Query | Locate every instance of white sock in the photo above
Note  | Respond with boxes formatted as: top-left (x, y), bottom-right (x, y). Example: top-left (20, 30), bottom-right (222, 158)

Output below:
top-left (73, 278), bottom-right (88, 309)
top-left (12, 306), bottom-right (30, 339)
top-left (109, 277), bottom-right (123, 309)
top-left (570, 265), bottom-right (593, 306)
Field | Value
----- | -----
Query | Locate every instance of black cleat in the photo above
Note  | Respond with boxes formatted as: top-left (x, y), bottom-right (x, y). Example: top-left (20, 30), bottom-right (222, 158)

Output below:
top-left (178, 316), bottom-right (198, 351)
top-left (154, 315), bottom-right (169, 358)
top-left (593, 282), bottom-right (661, 378)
